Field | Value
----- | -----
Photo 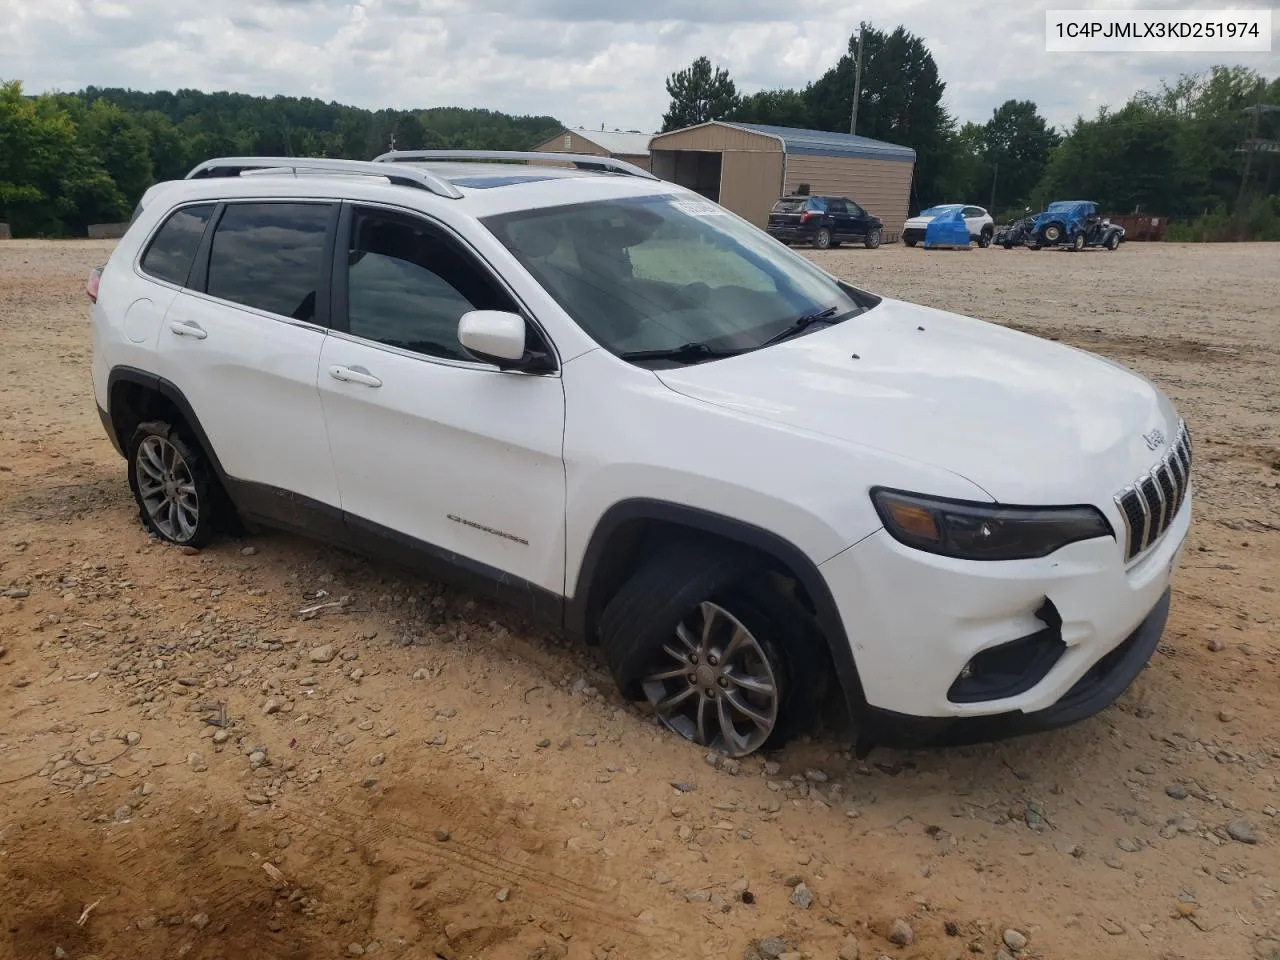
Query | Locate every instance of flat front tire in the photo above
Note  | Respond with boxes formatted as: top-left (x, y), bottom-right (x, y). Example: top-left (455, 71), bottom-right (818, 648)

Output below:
top-left (127, 421), bottom-right (217, 547)
top-left (598, 543), bottom-right (825, 757)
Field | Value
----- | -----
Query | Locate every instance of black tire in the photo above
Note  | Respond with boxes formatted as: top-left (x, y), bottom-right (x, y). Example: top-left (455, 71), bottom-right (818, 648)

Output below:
top-left (904, 238), bottom-right (917, 248)
top-left (1042, 223), bottom-right (1063, 244)
top-left (813, 227), bottom-right (833, 250)
top-left (127, 420), bottom-right (217, 548)
top-left (1106, 233), bottom-right (1121, 250)
top-left (864, 227), bottom-right (882, 249)
top-left (1028, 244), bottom-right (1041, 251)
top-left (599, 541), bottom-right (825, 755)
top-left (1072, 232), bottom-right (1086, 252)
top-left (978, 228), bottom-right (993, 248)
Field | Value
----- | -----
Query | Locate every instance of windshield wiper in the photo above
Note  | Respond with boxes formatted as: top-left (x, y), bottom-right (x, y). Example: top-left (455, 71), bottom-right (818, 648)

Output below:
top-left (616, 342), bottom-right (745, 365)
top-left (758, 305), bottom-right (847, 347)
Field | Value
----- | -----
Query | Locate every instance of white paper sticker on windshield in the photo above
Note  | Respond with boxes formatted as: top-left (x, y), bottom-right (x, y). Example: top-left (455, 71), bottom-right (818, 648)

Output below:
top-left (671, 198), bottom-right (725, 217)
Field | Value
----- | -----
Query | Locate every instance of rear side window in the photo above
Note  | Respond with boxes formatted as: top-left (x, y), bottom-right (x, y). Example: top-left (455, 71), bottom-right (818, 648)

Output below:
top-left (139, 204), bottom-right (215, 287)
top-left (807, 198), bottom-right (827, 212)
top-left (206, 203), bottom-right (332, 322)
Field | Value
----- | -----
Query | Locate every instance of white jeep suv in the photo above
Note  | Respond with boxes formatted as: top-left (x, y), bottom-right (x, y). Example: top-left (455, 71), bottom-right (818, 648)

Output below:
top-left (89, 151), bottom-right (1192, 757)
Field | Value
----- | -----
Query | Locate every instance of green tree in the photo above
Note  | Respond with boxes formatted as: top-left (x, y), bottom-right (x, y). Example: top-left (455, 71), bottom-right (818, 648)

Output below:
top-left (79, 99), bottom-right (154, 205)
top-left (730, 89), bottom-right (810, 128)
top-left (0, 81), bottom-right (126, 235)
top-left (980, 100), bottom-right (1059, 211)
top-left (661, 56), bottom-right (741, 132)
top-left (804, 23), bottom-right (954, 209)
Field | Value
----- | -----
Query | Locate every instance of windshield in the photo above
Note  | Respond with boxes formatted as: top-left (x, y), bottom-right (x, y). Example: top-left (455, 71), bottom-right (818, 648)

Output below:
top-left (483, 193), bottom-right (876, 364)
top-left (919, 204), bottom-right (961, 217)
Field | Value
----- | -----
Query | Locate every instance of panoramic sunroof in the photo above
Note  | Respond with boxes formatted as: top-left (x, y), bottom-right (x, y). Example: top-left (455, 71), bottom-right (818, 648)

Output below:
top-left (448, 174), bottom-right (559, 189)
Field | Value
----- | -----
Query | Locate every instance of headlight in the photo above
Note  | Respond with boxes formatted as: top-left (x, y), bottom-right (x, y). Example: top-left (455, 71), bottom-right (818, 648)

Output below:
top-left (870, 488), bottom-right (1114, 561)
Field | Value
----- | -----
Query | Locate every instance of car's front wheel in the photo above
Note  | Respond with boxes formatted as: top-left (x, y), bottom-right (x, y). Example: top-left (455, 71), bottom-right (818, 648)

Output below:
top-left (864, 228), bottom-right (882, 249)
top-left (1106, 233), bottom-right (1121, 250)
top-left (599, 543), bottom-right (824, 757)
top-left (1072, 232), bottom-right (1086, 252)
top-left (904, 238), bottom-right (917, 247)
top-left (1042, 224), bottom-right (1063, 244)
top-left (127, 421), bottom-right (216, 547)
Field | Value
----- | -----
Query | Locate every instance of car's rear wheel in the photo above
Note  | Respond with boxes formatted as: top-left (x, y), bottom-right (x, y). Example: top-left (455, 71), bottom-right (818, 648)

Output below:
top-left (598, 542), bottom-right (824, 757)
top-left (978, 228), bottom-right (993, 248)
top-left (864, 228), bottom-right (882, 249)
top-left (813, 227), bottom-right (833, 250)
top-left (127, 421), bottom-right (216, 548)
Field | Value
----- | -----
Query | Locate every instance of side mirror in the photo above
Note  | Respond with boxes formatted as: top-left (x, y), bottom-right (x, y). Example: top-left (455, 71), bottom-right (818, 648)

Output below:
top-left (458, 310), bottom-right (553, 372)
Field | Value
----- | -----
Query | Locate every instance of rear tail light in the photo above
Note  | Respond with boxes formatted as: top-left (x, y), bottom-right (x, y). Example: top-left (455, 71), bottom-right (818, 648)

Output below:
top-left (86, 267), bottom-right (103, 303)
top-left (800, 212), bottom-right (813, 224)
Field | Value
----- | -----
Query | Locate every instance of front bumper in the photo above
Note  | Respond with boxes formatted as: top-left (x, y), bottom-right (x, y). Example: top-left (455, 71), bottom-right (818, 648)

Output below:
top-left (819, 493), bottom-right (1190, 742)
top-left (902, 226), bottom-right (926, 244)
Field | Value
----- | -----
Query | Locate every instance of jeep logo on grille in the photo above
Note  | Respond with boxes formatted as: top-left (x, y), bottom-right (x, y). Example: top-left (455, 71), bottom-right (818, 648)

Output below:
top-left (1142, 428), bottom-right (1166, 451)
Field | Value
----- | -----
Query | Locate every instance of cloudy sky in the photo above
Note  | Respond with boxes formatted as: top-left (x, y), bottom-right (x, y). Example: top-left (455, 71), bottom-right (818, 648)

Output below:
top-left (2, 0), bottom-right (1276, 133)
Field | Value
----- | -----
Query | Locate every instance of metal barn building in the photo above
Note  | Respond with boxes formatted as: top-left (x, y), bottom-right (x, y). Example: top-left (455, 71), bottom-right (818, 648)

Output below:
top-left (531, 128), bottom-right (653, 171)
top-left (648, 121), bottom-right (916, 237)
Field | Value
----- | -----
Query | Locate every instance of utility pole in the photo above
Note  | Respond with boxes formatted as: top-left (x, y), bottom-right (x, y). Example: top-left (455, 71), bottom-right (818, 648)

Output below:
top-left (1236, 78), bottom-right (1265, 215)
top-left (849, 26), bottom-right (865, 135)
top-left (989, 159), bottom-right (999, 213)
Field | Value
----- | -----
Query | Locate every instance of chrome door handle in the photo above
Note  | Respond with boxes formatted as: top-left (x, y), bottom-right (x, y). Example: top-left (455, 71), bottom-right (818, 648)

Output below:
top-left (169, 320), bottom-right (207, 340)
top-left (328, 365), bottom-right (382, 388)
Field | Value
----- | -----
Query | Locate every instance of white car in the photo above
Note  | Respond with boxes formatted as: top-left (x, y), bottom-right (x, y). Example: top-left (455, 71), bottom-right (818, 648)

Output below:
top-left (88, 151), bottom-right (1192, 758)
top-left (903, 204), bottom-right (995, 247)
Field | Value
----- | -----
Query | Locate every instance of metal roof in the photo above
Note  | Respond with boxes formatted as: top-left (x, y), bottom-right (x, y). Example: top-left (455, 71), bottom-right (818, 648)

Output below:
top-left (567, 128), bottom-right (654, 156)
top-left (718, 122), bottom-right (916, 163)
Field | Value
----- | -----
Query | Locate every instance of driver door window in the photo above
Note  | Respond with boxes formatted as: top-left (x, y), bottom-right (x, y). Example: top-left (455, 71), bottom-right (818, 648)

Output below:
top-left (344, 208), bottom-right (517, 362)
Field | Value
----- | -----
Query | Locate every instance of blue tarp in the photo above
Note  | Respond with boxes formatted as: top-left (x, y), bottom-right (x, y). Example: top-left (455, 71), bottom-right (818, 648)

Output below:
top-left (923, 208), bottom-right (970, 248)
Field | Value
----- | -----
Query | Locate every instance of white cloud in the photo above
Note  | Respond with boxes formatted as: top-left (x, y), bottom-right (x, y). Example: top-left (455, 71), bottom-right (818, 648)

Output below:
top-left (0, 0), bottom-right (1275, 133)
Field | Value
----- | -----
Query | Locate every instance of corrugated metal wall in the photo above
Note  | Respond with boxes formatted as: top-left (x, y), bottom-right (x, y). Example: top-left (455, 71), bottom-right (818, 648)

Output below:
top-left (529, 133), bottom-right (651, 170)
top-left (719, 152), bottom-right (786, 227)
top-left (783, 155), bottom-right (914, 237)
top-left (532, 130), bottom-right (608, 156)
top-left (649, 124), bottom-right (780, 153)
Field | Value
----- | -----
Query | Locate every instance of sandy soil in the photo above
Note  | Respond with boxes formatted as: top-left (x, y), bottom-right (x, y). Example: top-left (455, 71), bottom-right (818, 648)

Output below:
top-left (1, 238), bottom-right (1277, 960)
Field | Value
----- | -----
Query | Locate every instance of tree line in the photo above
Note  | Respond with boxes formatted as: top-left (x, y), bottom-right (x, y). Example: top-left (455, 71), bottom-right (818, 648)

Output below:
top-left (1, 81), bottom-right (561, 236)
top-left (663, 25), bottom-right (1280, 239)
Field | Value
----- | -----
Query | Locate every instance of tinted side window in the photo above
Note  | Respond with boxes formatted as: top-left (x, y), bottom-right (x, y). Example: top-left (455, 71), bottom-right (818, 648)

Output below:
top-left (345, 208), bottom-right (517, 362)
top-left (140, 204), bottom-right (215, 287)
top-left (806, 198), bottom-right (827, 212)
top-left (206, 203), bottom-right (332, 322)
top-left (826, 199), bottom-right (847, 215)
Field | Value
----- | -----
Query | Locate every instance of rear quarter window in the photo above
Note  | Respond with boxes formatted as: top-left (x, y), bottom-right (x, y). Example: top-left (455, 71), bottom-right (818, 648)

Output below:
top-left (139, 204), bottom-right (216, 287)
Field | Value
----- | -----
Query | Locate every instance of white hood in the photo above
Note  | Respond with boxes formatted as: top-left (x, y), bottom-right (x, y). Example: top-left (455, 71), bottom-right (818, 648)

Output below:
top-left (654, 298), bottom-right (1179, 507)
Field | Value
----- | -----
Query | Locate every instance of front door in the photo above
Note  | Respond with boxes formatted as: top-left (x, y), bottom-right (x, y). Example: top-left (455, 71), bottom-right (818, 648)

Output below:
top-left (843, 200), bottom-right (872, 239)
top-left (154, 200), bottom-right (344, 532)
top-left (317, 204), bottom-right (568, 602)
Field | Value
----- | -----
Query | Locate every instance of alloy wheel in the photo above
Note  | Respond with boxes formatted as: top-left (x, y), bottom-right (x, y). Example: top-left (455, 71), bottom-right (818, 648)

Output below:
top-left (642, 601), bottom-right (779, 757)
top-left (135, 435), bottom-right (200, 542)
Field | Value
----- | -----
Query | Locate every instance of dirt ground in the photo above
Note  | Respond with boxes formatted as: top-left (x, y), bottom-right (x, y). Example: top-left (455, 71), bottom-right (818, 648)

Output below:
top-left (1, 238), bottom-right (1277, 960)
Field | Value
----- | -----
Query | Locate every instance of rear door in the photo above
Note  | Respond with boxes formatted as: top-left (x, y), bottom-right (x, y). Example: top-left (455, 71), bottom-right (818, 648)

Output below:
top-left (962, 206), bottom-right (987, 238)
top-left (153, 200), bottom-right (343, 533)
top-left (824, 199), bottom-right (851, 238)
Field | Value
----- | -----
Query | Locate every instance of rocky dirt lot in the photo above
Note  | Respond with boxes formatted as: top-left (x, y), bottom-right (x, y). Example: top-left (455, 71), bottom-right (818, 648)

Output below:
top-left (1, 238), bottom-right (1277, 960)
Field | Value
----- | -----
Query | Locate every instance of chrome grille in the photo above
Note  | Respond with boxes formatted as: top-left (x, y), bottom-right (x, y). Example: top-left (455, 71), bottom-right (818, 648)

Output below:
top-left (1115, 420), bottom-right (1192, 561)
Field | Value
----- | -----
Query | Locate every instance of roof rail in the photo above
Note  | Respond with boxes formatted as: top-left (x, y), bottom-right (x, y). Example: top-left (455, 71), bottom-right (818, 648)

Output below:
top-left (373, 150), bottom-right (658, 181)
top-left (184, 157), bottom-right (464, 200)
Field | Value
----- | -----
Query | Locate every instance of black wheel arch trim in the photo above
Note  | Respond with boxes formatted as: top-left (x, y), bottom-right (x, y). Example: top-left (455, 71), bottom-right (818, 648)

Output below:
top-left (105, 366), bottom-right (234, 489)
top-left (568, 498), bottom-right (869, 716)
